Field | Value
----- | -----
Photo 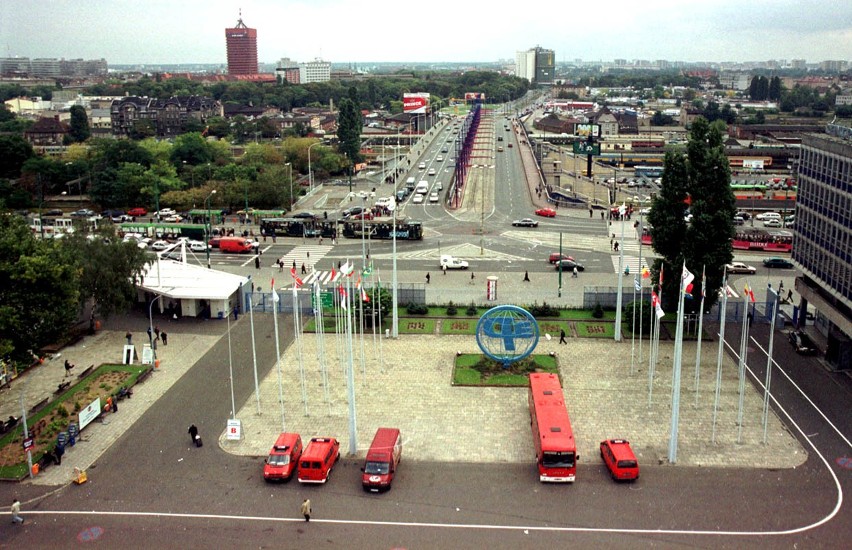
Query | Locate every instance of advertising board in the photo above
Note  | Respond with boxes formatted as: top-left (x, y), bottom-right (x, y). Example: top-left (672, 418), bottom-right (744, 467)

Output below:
top-left (403, 93), bottom-right (430, 113)
top-left (464, 92), bottom-right (486, 101)
top-left (576, 124), bottom-right (601, 138)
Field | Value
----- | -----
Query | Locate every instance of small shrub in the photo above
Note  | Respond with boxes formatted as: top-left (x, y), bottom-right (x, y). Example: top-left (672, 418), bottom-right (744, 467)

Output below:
top-left (465, 303), bottom-right (478, 316)
top-left (73, 401), bottom-right (82, 413)
top-left (592, 303), bottom-right (604, 319)
top-left (405, 302), bottom-right (427, 315)
top-left (56, 407), bottom-right (68, 418)
top-left (529, 301), bottom-right (560, 318)
top-left (446, 301), bottom-right (457, 316)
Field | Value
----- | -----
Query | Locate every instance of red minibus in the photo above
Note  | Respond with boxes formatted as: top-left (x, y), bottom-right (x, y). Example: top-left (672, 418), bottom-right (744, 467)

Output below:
top-left (528, 373), bottom-right (578, 482)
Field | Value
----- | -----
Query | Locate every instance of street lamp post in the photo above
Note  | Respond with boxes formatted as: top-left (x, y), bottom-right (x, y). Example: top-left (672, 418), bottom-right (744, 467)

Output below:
top-left (148, 294), bottom-right (163, 362)
top-left (307, 142), bottom-right (321, 194)
top-left (204, 189), bottom-right (217, 269)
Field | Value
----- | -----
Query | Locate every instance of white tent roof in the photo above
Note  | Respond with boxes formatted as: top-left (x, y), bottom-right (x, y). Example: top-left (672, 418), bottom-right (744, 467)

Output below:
top-left (138, 258), bottom-right (249, 301)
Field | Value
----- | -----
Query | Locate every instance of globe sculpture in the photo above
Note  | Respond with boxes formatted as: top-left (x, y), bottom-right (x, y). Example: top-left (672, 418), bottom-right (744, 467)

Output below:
top-left (475, 305), bottom-right (540, 368)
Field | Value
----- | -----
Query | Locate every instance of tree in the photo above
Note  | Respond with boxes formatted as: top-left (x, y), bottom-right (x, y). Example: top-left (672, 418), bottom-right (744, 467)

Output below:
top-left (0, 216), bottom-right (80, 363)
top-left (67, 105), bottom-right (91, 143)
top-left (648, 118), bottom-right (735, 311)
top-left (170, 132), bottom-right (214, 167)
top-left (63, 231), bottom-right (152, 333)
top-left (336, 97), bottom-right (363, 167)
top-left (0, 135), bottom-right (35, 179)
top-left (768, 76), bottom-right (782, 101)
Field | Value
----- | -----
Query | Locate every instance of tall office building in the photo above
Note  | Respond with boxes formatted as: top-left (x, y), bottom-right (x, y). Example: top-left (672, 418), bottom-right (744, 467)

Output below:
top-left (515, 46), bottom-right (555, 84)
top-left (225, 14), bottom-right (258, 76)
top-left (791, 121), bottom-right (852, 370)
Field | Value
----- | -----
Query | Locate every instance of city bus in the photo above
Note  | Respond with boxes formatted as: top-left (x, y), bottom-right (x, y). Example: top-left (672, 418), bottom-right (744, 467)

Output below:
top-left (528, 373), bottom-right (577, 482)
top-left (118, 222), bottom-right (206, 241)
top-left (259, 218), bottom-right (337, 239)
top-left (640, 226), bottom-right (793, 253)
top-left (341, 217), bottom-right (423, 240)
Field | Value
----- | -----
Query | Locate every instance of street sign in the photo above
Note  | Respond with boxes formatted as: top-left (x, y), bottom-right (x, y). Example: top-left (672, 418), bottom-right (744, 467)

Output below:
top-left (573, 141), bottom-right (600, 155)
top-left (226, 418), bottom-right (242, 441)
top-left (312, 291), bottom-right (334, 310)
top-left (22, 437), bottom-right (34, 451)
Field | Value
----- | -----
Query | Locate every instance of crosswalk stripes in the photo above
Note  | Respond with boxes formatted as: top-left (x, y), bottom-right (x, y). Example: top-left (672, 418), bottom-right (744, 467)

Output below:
top-left (610, 255), bottom-right (649, 276)
top-left (271, 244), bottom-right (333, 273)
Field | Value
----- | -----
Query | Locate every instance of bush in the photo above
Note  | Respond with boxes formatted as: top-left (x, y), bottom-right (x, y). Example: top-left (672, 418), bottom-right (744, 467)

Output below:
top-left (592, 303), bottom-right (604, 319)
top-left (529, 301), bottom-right (560, 318)
top-left (405, 302), bottom-right (427, 315)
top-left (446, 301), bottom-right (457, 316)
top-left (465, 303), bottom-right (478, 316)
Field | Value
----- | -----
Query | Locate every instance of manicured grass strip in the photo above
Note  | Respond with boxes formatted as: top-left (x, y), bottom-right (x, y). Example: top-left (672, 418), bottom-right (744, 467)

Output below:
top-left (454, 367), bottom-right (481, 385)
top-left (441, 318), bottom-right (478, 335)
top-left (576, 322), bottom-right (616, 338)
top-left (452, 354), bottom-right (559, 386)
top-left (536, 320), bottom-right (572, 338)
top-left (397, 318), bottom-right (436, 334)
top-left (486, 373), bottom-right (531, 386)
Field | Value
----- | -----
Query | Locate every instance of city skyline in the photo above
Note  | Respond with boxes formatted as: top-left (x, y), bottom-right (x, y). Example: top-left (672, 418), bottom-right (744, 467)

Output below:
top-left (2, 0), bottom-right (851, 67)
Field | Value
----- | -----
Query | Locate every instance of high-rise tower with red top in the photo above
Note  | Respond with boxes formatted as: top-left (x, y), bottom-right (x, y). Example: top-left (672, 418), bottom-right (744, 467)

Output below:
top-left (225, 12), bottom-right (258, 75)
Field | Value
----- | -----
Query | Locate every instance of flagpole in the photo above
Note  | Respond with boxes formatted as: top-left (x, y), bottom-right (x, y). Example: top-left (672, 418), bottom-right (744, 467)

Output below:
top-left (694, 266), bottom-right (706, 407)
top-left (271, 280), bottom-right (286, 431)
top-left (376, 273), bottom-right (385, 373)
top-left (293, 286), bottom-right (308, 416)
top-left (314, 281), bottom-right (330, 408)
top-left (614, 205), bottom-right (626, 342)
top-left (248, 285), bottom-right (261, 414)
top-left (712, 270), bottom-right (729, 444)
top-left (391, 202), bottom-right (399, 338)
top-left (667, 262), bottom-right (692, 463)
top-left (762, 288), bottom-right (779, 444)
top-left (630, 275), bottom-right (637, 374)
top-left (638, 209), bottom-right (645, 362)
top-left (736, 290), bottom-right (750, 444)
top-left (345, 273), bottom-right (358, 456)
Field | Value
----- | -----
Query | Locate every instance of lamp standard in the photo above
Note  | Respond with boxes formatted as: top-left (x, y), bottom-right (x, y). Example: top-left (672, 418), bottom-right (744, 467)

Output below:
top-left (307, 142), bottom-right (321, 194)
top-left (204, 189), bottom-right (217, 269)
top-left (148, 294), bottom-right (163, 361)
top-left (285, 162), bottom-right (293, 210)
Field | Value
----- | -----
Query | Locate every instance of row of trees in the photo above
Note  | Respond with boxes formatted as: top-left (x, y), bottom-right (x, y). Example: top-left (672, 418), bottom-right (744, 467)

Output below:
top-left (748, 75), bottom-right (783, 101)
top-left (0, 215), bottom-right (150, 366)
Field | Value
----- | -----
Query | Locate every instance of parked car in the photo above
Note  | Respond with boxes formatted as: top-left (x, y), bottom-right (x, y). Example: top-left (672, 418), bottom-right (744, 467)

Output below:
top-left (292, 211), bottom-right (316, 219)
top-left (548, 253), bottom-right (575, 264)
top-left (412, 194), bottom-right (424, 204)
top-left (440, 255), bottom-right (469, 270)
top-left (725, 262), bottom-right (757, 274)
top-left (45, 208), bottom-right (65, 217)
top-left (208, 236), bottom-right (222, 248)
top-left (512, 218), bottom-right (538, 227)
top-left (428, 192), bottom-right (440, 203)
top-left (600, 439), bottom-right (639, 481)
top-left (151, 240), bottom-right (171, 251)
top-left (156, 208), bottom-right (176, 217)
top-left (535, 208), bottom-right (556, 218)
top-left (263, 433), bottom-right (303, 482)
top-left (763, 219), bottom-right (782, 228)
top-left (71, 208), bottom-right (97, 218)
top-left (555, 259), bottom-right (585, 271)
top-left (763, 257), bottom-right (794, 269)
top-left (163, 214), bottom-right (183, 223)
top-left (187, 240), bottom-right (210, 253)
top-left (127, 207), bottom-right (147, 217)
top-left (788, 330), bottom-right (818, 355)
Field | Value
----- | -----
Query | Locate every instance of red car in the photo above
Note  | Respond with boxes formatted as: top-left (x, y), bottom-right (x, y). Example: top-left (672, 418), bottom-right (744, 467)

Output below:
top-left (548, 253), bottom-right (575, 264)
top-left (600, 439), bottom-right (639, 481)
top-left (127, 207), bottom-right (147, 217)
top-left (535, 208), bottom-right (556, 218)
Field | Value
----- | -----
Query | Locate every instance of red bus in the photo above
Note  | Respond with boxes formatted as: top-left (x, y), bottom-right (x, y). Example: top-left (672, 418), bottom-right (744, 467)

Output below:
top-left (640, 227), bottom-right (792, 253)
top-left (528, 373), bottom-right (578, 482)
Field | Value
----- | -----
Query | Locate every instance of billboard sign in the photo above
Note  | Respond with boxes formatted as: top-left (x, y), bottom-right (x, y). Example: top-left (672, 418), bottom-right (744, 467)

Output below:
top-left (403, 93), bottom-right (430, 114)
top-left (576, 124), bottom-right (600, 138)
top-left (464, 92), bottom-right (486, 101)
top-left (743, 159), bottom-right (765, 170)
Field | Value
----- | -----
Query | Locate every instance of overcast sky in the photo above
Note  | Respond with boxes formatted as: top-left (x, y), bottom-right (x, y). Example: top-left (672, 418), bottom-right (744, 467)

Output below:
top-left (2, 0), bottom-right (850, 65)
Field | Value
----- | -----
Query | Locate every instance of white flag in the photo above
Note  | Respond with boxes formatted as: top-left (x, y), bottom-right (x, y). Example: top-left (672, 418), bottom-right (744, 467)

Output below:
top-left (681, 264), bottom-right (694, 291)
top-left (655, 303), bottom-right (665, 319)
top-left (634, 276), bottom-right (641, 291)
top-left (271, 279), bottom-right (279, 303)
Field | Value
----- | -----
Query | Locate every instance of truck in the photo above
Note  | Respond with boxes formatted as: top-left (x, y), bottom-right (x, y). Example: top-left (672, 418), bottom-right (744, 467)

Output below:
top-left (361, 428), bottom-right (402, 492)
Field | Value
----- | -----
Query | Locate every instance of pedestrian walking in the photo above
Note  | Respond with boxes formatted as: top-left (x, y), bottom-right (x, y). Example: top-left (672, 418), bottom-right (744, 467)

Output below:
top-left (54, 443), bottom-right (64, 465)
top-left (161, 331), bottom-right (168, 346)
top-left (470, 272), bottom-right (475, 284)
top-left (523, 270), bottom-right (530, 282)
top-left (610, 237), bottom-right (614, 250)
top-left (278, 258), bottom-right (284, 272)
top-left (589, 208), bottom-right (593, 218)
top-left (125, 331), bottom-right (132, 345)
top-left (600, 211), bottom-right (604, 220)
top-left (154, 326), bottom-right (161, 342)
top-left (614, 241), bottom-right (619, 252)
top-left (442, 264), bottom-right (447, 275)
top-left (11, 498), bottom-right (23, 524)
top-left (778, 280), bottom-right (784, 292)
top-left (786, 289), bottom-right (793, 302)
top-left (272, 234), bottom-right (276, 244)
top-left (572, 266), bottom-right (578, 278)
top-left (426, 273), bottom-right (431, 284)
top-left (559, 329), bottom-right (567, 345)
top-left (300, 498), bottom-right (312, 522)
top-left (188, 424), bottom-right (198, 445)
top-left (64, 359), bottom-right (75, 377)
top-left (319, 237), bottom-right (323, 245)
top-left (292, 259), bottom-right (297, 270)
top-left (233, 306), bottom-right (239, 321)
top-left (301, 263), bottom-right (307, 275)
top-left (254, 256), bottom-right (260, 270)
top-left (147, 326), bottom-right (153, 342)
top-left (111, 397), bottom-right (118, 413)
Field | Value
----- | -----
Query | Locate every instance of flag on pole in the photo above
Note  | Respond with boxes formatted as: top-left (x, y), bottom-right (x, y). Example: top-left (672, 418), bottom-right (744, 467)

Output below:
top-left (743, 282), bottom-right (756, 302)
top-left (362, 262), bottom-right (373, 276)
top-left (634, 276), bottom-right (641, 291)
top-left (340, 260), bottom-right (355, 277)
top-left (682, 264), bottom-right (695, 298)
top-left (290, 267), bottom-right (303, 289)
top-left (338, 284), bottom-right (348, 310)
top-left (271, 279), bottom-right (279, 303)
top-left (361, 286), bottom-right (370, 303)
top-left (700, 266), bottom-right (706, 298)
top-left (642, 266), bottom-right (650, 279)
top-left (659, 263), bottom-right (665, 288)
top-left (651, 290), bottom-right (659, 308)
top-left (330, 263), bottom-right (337, 281)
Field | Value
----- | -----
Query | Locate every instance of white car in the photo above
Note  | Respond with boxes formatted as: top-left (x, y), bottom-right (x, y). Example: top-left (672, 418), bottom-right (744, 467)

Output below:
top-left (375, 196), bottom-right (394, 208)
top-left (428, 168), bottom-right (436, 176)
top-left (163, 214), bottom-right (183, 223)
top-left (755, 212), bottom-right (779, 221)
top-left (725, 262), bottom-right (757, 275)
top-left (436, 156), bottom-right (444, 162)
top-left (187, 240), bottom-right (210, 252)
top-left (156, 208), bottom-right (176, 217)
top-left (440, 255), bottom-right (469, 269)
top-left (151, 240), bottom-right (171, 251)
top-left (429, 192), bottom-right (439, 203)
top-left (412, 194), bottom-right (424, 204)
top-left (763, 219), bottom-right (782, 228)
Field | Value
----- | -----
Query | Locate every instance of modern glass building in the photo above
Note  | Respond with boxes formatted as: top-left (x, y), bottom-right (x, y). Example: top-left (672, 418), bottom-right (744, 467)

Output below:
top-left (792, 122), bottom-right (852, 370)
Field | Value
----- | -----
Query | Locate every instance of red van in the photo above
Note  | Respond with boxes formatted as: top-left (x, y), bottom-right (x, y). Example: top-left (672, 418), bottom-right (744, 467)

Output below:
top-left (297, 437), bottom-right (340, 484)
top-left (219, 237), bottom-right (254, 254)
top-left (600, 439), bottom-right (640, 481)
top-left (361, 428), bottom-right (401, 492)
top-left (263, 433), bottom-right (302, 482)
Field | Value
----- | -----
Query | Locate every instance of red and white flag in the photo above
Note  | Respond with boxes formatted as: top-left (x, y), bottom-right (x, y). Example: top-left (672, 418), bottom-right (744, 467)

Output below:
top-left (338, 284), bottom-right (348, 310)
top-left (743, 282), bottom-right (756, 303)
top-left (290, 267), bottom-right (303, 288)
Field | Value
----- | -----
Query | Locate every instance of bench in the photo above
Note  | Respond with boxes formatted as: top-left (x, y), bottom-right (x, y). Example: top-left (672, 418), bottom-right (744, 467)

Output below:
top-left (54, 381), bottom-right (71, 395)
top-left (135, 367), bottom-right (154, 385)
top-left (76, 364), bottom-right (95, 379)
top-left (29, 397), bottom-right (49, 416)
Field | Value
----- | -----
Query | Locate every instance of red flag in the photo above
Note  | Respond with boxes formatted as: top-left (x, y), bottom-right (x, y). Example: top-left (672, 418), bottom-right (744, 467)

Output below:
top-left (331, 264), bottom-right (337, 281)
top-left (659, 264), bottom-right (664, 288)
top-left (361, 287), bottom-right (370, 303)
top-left (289, 267), bottom-right (303, 288)
top-left (651, 290), bottom-right (659, 308)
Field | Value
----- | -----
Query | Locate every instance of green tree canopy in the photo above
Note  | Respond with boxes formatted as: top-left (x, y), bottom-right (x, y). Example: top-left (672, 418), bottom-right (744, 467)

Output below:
top-left (337, 98), bottom-right (362, 166)
top-left (67, 105), bottom-right (91, 143)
